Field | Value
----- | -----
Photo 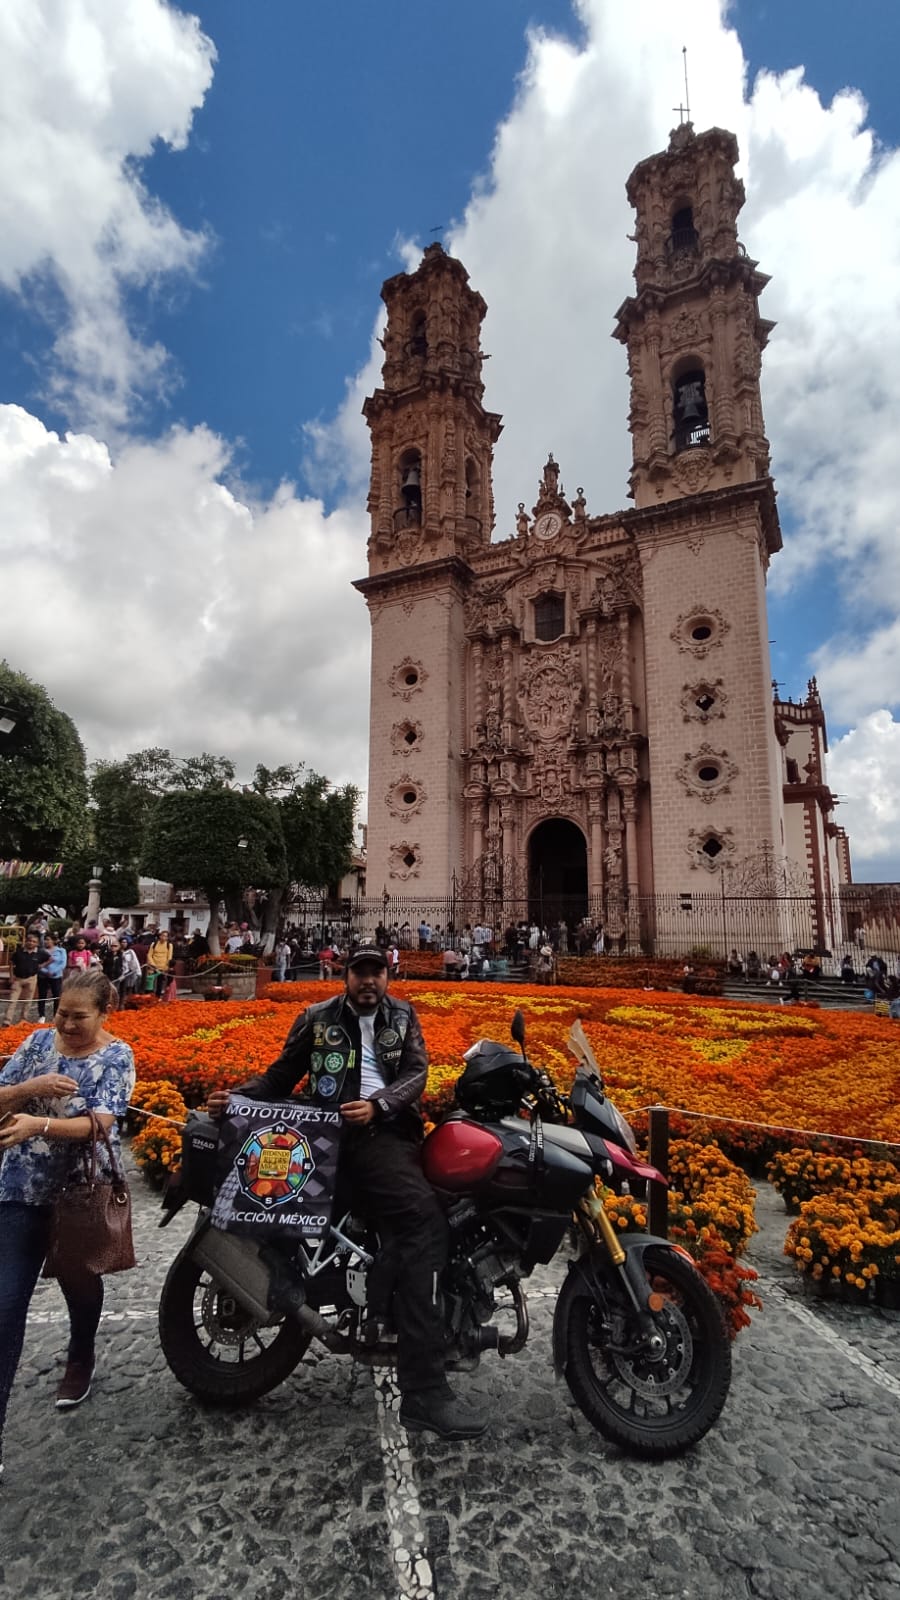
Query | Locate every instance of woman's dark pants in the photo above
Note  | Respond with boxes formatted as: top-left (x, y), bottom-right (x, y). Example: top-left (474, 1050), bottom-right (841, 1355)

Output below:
top-left (0, 1203), bottom-right (104, 1441)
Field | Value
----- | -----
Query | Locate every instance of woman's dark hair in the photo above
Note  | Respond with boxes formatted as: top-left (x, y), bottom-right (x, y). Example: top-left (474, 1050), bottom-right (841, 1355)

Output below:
top-left (60, 968), bottom-right (116, 1014)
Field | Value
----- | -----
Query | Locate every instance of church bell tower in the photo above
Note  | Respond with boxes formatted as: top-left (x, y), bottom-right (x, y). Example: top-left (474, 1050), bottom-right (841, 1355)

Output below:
top-left (355, 244), bottom-right (502, 896)
top-left (613, 124), bottom-right (786, 898)
top-left (614, 122), bottom-right (775, 508)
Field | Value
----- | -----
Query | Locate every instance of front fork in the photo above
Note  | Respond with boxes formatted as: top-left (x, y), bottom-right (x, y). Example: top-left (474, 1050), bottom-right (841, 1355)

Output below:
top-left (578, 1193), bottom-right (669, 1358)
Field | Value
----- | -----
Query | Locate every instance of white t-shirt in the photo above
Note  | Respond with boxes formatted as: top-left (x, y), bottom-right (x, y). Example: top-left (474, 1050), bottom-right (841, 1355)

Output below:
top-left (359, 1012), bottom-right (387, 1101)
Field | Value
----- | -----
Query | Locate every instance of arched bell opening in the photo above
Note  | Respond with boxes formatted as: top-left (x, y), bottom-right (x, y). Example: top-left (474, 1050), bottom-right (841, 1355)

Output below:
top-left (527, 818), bottom-right (588, 929)
top-left (396, 447), bottom-right (422, 529)
top-left (672, 359), bottom-right (710, 453)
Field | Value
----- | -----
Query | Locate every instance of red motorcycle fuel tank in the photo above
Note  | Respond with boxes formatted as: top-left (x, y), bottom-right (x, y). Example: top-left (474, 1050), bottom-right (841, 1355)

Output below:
top-left (422, 1118), bottom-right (503, 1191)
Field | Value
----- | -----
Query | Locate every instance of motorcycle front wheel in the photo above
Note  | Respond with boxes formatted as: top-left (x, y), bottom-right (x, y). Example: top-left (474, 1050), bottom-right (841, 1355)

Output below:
top-left (159, 1251), bottom-right (312, 1406)
top-left (562, 1245), bottom-right (732, 1458)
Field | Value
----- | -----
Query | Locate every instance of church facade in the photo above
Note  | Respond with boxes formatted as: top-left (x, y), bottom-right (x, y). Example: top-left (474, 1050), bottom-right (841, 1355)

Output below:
top-left (354, 122), bottom-right (850, 952)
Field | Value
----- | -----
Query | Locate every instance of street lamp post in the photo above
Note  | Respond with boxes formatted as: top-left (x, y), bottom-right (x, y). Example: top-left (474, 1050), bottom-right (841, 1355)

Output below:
top-left (86, 863), bottom-right (103, 927)
top-left (0, 707), bottom-right (17, 738)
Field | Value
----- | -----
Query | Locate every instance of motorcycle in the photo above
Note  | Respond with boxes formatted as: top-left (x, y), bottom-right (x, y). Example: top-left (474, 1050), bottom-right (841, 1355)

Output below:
top-left (157, 1011), bottom-right (731, 1457)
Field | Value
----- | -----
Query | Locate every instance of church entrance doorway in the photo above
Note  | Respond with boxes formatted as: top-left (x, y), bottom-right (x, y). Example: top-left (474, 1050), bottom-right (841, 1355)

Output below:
top-left (527, 818), bottom-right (588, 929)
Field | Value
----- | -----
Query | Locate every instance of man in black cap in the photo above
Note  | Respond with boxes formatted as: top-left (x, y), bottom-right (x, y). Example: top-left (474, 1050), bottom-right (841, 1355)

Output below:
top-left (207, 945), bottom-right (483, 1440)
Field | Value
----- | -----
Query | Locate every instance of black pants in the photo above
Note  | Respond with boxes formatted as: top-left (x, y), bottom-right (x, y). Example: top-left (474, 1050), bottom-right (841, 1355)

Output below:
top-left (343, 1127), bottom-right (448, 1393)
top-left (0, 1204), bottom-right (104, 1440)
top-left (37, 973), bottom-right (62, 1018)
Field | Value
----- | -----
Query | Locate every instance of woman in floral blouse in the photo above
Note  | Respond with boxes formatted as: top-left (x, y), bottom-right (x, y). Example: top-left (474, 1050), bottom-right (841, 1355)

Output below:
top-left (0, 969), bottom-right (135, 1479)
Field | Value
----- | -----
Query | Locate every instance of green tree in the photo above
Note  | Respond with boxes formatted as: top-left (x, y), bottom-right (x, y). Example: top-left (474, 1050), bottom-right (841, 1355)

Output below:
top-left (91, 749), bottom-right (236, 875)
top-left (0, 661), bottom-right (88, 860)
top-left (252, 765), bottom-right (358, 947)
top-left (143, 788), bottom-right (287, 953)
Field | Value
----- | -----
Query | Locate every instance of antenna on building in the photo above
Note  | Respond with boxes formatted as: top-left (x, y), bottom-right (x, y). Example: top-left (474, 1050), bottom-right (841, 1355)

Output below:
top-left (673, 45), bottom-right (691, 125)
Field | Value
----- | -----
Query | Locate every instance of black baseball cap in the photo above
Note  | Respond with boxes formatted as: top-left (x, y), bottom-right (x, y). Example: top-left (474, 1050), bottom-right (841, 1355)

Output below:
top-left (347, 945), bottom-right (389, 971)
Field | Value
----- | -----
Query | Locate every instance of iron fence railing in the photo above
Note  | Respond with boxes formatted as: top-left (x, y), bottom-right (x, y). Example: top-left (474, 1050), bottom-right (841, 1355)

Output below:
top-left (280, 887), bottom-right (900, 964)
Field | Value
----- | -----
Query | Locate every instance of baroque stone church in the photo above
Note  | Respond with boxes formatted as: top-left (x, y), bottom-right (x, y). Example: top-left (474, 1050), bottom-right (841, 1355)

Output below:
top-left (354, 122), bottom-right (850, 951)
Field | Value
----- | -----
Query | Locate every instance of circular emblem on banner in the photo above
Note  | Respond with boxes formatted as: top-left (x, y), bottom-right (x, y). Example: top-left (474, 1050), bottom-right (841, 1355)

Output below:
top-left (324, 1051), bottom-right (344, 1072)
top-left (317, 1074), bottom-right (338, 1099)
top-left (377, 1028), bottom-right (400, 1047)
top-left (235, 1125), bottom-right (315, 1207)
top-left (325, 1025), bottom-right (347, 1047)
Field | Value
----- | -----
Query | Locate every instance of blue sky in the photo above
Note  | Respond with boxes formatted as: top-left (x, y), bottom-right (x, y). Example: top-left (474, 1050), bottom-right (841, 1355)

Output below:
top-left (1, 0), bottom-right (898, 878)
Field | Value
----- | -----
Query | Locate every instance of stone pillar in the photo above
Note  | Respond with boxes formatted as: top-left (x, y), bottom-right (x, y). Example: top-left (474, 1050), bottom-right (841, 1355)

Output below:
top-left (500, 634), bottom-right (514, 748)
top-left (501, 801), bottom-right (515, 866)
top-left (588, 799), bottom-right (605, 900)
top-left (623, 795), bottom-right (640, 896)
top-left (645, 320), bottom-right (667, 457)
top-left (586, 619), bottom-right (599, 731)
top-left (85, 877), bottom-right (102, 927)
top-left (618, 610), bottom-right (633, 730)
top-left (472, 639), bottom-right (484, 744)
top-left (711, 295), bottom-right (735, 438)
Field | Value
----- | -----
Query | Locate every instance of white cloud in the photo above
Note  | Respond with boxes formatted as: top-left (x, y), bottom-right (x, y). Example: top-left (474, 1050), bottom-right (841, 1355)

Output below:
top-left (0, 404), bottom-right (371, 791)
top-left (0, 0), bottom-right (215, 431)
top-left (828, 712), bottom-right (900, 871)
top-left (814, 623), bottom-right (900, 724)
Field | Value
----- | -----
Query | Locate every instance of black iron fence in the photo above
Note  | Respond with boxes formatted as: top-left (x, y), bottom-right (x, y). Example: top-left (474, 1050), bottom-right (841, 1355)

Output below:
top-left (283, 886), bottom-right (900, 966)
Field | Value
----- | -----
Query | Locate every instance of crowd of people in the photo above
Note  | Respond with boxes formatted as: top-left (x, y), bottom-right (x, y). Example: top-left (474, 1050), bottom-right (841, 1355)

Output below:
top-left (724, 945), bottom-right (900, 1014)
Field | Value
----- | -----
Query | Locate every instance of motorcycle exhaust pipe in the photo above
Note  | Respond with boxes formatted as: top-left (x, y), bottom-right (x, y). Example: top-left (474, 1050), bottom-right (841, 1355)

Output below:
top-left (191, 1226), bottom-right (354, 1353)
top-left (498, 1282), bottom-right (529, 1357)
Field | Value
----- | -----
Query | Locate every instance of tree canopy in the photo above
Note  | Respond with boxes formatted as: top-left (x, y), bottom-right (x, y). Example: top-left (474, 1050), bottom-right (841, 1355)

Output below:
top-left (1, 681), bottom-right (359, 942)
top-left (0, 660), bottom-right (88, 860)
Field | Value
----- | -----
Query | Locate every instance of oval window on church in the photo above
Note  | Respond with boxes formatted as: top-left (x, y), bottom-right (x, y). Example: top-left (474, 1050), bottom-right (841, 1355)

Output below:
top-left (698, 764), bottom-right (721, 783)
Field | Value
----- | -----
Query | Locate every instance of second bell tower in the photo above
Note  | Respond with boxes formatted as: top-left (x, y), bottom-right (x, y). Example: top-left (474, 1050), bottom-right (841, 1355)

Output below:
top-left (614, 122), bottom-right (774, 507)
top-left (356, 245), bottom-right (502, 897)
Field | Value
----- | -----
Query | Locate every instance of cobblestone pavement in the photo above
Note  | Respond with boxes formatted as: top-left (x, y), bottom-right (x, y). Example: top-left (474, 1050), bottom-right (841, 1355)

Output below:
top-left (1, 1169), bottom-right (898, 1600)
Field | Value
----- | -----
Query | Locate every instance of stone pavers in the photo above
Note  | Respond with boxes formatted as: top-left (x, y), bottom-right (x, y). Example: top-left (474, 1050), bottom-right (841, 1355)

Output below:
top-left (1, 1164), bottom-right (898, 1600)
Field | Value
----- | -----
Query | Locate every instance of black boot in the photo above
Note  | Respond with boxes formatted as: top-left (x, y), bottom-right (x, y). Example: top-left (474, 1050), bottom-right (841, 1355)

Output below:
top-left (399, 1381), bottom-right (487, 1441)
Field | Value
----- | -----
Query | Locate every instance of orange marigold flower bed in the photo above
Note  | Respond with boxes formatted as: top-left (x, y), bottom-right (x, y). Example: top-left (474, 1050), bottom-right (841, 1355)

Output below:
top-left (2, 982), bottom-right (898, 1147)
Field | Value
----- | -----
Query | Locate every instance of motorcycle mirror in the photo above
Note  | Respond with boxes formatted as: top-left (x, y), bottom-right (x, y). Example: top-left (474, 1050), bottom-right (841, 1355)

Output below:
top-left (511, 1009), bottom-right (526, 1053)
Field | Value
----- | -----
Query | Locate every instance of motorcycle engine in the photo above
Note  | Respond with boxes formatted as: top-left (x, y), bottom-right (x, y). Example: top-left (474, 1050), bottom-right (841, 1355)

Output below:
top-left (446, 1216), bottom-right (521, 1332)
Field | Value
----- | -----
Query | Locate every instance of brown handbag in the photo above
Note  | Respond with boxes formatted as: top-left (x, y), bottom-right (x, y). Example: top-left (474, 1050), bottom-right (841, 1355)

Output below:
top-left (43, 1108), bottom-right (137, 1278)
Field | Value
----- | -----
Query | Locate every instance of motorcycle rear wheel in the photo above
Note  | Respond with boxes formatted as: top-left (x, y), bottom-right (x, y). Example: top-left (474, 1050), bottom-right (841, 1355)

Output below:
top-left (563, 1245), bottom-right (732, 1458)
top-left (159, 1251), bottom-right (312, 1406)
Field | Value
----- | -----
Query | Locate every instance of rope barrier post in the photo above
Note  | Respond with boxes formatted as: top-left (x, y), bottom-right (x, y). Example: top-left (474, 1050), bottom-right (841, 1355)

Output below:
top-left (648, 1105), bottom-right (669, 1238)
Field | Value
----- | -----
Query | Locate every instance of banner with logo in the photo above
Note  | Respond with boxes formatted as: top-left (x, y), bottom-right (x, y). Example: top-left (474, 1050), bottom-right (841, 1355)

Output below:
top-left (210, 1097), bottom-right (342, 1240)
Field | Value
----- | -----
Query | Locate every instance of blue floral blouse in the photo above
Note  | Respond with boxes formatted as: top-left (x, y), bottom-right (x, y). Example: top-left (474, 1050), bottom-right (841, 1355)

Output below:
top-left (0, 1029), bottom-right (136, 1206)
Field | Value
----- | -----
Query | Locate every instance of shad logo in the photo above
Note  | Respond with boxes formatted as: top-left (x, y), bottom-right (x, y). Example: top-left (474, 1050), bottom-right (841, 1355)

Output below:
top-left (235, 1124), bottom-right (315, 1207)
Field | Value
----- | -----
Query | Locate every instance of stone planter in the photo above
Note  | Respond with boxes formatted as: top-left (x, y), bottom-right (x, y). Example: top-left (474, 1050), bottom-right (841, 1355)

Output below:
top-left (256, 966), bottom-right (274, 997)
top-left (190, 969), bottom-right (256, 1000)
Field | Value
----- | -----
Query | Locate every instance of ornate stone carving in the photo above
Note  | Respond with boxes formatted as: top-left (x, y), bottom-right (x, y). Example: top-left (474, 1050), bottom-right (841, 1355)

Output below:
top-left (389, 658), bottom-right (428, 700)
top-left (441, 419), bottom-right (456, 481)
top-left (517, 649), bottom-right (582, 743)
top-left (680, 680), bottom-right (728, 723)
top-left (685, 827), bottom-right (736, 872)
top-left (391, 719), bottom-right (425, 753)
top-left (669, 309), bottom-right (703, 350)
top-left (388, 840), bottom-right (422, 880)
top-left (465, 585), bottom-right (513, 636)
top-left (386, 773), bottom-right (427, 821)
top-left (590, 550), bottom-right (643, 615)
top-left (395, 523), bottom-right (424, 566)
top-left (672, 450), bottom-right (713, 496)
top-left (670, 608), bottom-right (730, 658)
top-left (675, 743), bottom-right (739, 803)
